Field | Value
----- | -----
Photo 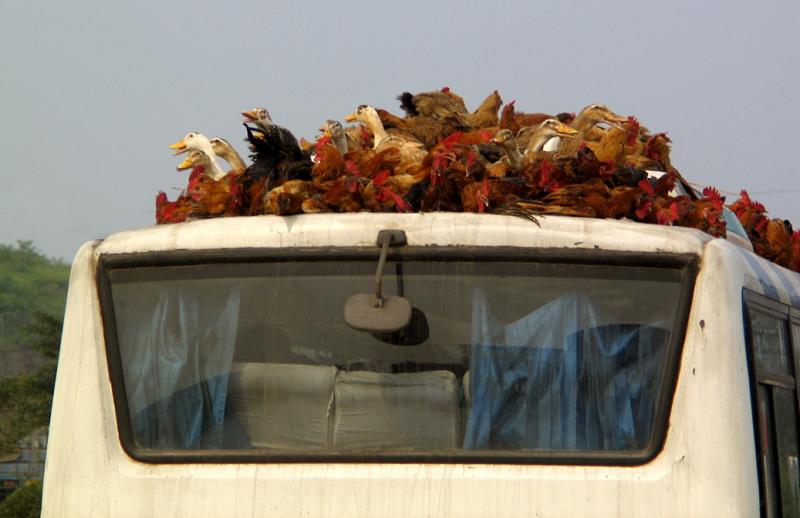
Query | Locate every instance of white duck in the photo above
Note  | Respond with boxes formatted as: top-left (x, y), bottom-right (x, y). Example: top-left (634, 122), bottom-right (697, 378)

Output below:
top-left (169, 132), bottom-right (227, 180)
top-left (210, 137), bottom-right (246, 175)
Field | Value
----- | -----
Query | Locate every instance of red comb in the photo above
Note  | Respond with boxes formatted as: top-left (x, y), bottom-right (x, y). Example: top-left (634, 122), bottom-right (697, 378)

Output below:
top-left (702, 186), bottom-right (722, 201)
top-left (639, 179), bottom-right (655, 197)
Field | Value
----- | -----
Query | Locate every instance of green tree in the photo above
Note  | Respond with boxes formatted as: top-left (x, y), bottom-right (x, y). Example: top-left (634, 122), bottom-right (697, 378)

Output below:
top-left (0, 481), bottom-right (41, 518)
top-left (0, 311), bottom-right (61, 454)
top-left (0, 241), bottom-right (69, 347)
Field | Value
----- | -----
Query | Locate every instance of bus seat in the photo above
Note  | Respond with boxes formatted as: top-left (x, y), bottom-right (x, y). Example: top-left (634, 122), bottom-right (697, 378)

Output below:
top-left (229, 362), bottom-right (336, 449)
top-left (332, 370), bottom-right (462, 450)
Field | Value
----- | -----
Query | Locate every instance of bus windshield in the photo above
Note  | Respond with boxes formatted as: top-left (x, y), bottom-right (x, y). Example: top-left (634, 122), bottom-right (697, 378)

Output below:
top-left (102, 256), bottom-right (689, 463)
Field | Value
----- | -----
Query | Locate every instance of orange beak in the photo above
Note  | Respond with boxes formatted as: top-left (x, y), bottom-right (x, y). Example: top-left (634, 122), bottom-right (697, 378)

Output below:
top-left (555, 123), bottom-right (579, 139)
top-left (603, 111), bottom-right (629, 129)
top-left (169, 139), bottom-right (188, 155)
top-left (176, 156), bottom-right (194, 171)
top-left (343, 112), bottom-right (358, 123)
top-left (241, 110), bottom-right (258, 122)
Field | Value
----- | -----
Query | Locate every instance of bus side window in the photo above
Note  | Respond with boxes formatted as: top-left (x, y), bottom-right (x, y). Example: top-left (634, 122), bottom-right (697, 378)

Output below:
top-left (745, 293), bottom-right (800, 518)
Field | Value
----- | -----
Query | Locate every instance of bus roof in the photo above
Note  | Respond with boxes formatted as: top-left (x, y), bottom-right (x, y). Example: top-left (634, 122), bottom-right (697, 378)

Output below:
top-left (95, 213), bottom-right (714, 257)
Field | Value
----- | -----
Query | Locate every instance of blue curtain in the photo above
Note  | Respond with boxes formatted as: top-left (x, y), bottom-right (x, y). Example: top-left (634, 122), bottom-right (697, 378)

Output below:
top-left (464, 290), bottom-right (668, 451)
top-left (115, 286), bottom-right (241, 449)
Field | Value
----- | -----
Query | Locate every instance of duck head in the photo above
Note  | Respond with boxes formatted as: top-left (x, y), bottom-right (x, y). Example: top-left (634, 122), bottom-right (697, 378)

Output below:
top-left (242, 107), bottom-right (273, 130)
top-left (538, 119), bottom-right (579, 139)
top-left (176, 149), bottom-right (211, 172)
top-left (576, 104), bottom-right (628, 128)
top-left (344, 105), bottom-right (371, 124)
top-left (169, 132), bottom-right (215, 157)
top-left (320, 119), bottom-right (348, 155)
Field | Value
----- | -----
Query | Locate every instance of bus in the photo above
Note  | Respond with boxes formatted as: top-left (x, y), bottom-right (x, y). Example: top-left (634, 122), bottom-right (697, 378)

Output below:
top-left (41, 212), bottom-right (800, 517)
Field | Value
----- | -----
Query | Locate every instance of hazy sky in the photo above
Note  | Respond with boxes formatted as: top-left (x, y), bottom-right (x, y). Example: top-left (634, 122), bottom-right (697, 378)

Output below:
top-left (2, 1), bottom-right (799, 261)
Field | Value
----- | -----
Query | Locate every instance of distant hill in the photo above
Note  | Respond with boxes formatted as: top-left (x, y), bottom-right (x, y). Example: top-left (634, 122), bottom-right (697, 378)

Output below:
top-left (0, 241), bottom-right (69, 349)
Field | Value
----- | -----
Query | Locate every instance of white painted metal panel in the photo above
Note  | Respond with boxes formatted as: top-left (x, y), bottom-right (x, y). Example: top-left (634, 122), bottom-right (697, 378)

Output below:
top-left (42, 214), bottom-right (768, 517)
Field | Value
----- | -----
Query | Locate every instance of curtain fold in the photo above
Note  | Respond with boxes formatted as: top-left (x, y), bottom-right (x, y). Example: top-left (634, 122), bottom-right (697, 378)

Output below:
top-left (464, 289), bottom-right (668, 451)
top-left (115, 285), bottom-right (241, 449)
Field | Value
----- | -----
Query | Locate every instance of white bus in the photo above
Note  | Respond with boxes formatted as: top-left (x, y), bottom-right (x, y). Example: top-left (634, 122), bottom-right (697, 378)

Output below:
top-left (41, 212), bottom-right (800, 517)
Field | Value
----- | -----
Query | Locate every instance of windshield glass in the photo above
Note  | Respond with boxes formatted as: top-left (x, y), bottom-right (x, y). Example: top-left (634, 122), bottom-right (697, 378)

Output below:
top-left (104, 257), bottom-right (687, 461)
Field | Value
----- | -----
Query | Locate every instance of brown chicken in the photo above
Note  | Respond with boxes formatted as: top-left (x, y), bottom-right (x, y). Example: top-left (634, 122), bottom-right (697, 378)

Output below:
top-left (465, 90), bottom-right (503, 129)
top-left (376, 108), bottom-right (456, 149)
top-left (542, 178), bottom-right (611, 218)
top-left (263, 180), bottom-right (317, 215)
top-left (311, 123), bottom-right (347, 185)
top-left (177, 151), bottom-right (243, 217)
top-left (319, 176), bottom-right (363, 213)
top-left (586, 116), bottom-right (641, 164)
top-left (416, 131), bottom-right (494, 211)
top-left (676, 188), bottom-right (727, 237)
top-left (398, 87), bottom-right (470, 128)
top-left (728, 190), bottom-right (769, 236)
top-left (498, 101), bottom-right (556, 134)
top-left (461, 177), bottom-right (526, 213)
top-left (155, 189), bottom-right (195, 224)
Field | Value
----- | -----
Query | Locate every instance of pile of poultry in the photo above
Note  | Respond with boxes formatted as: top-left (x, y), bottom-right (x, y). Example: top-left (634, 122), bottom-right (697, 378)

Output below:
top-left (155, 87), bottom-right (800, 273)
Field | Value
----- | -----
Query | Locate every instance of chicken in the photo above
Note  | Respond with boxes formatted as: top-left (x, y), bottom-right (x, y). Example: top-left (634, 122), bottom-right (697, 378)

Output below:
top-left (676, 187), bottom-right (727, 237)
top-left (499, 100), bottom-right (558, 134)
top-left (155, 190), bottom-right (195, 224)
top-left (318, 176), bottom-right (363, 213)
top-left (603, 180), bottom-right (656, 221)
top-left (361, 169), bottom-right (421, 212)
top-left (542, 178), bottom-right (611, 218)
top-left (242, 110), bottom-right (313, 185)
top-left (461, 177), bottom-right (526, 213)
top-left (398, 87), bottom-right (470, 128)
top-left (586, 116), bottom-right (641, 164)
top-left (621, 132), bottom-right (672, 171)
top-left (376, 108), bottom-right (455, 149)
top-left (154, 92), bottom-right (800, 273)
top-left (764, 219), bottom-right (793, 260)
top-left (464, 90), bottom-right (503, 129)
top-left (729, 190), bottom-right (769, 236)
top-left (263, 180), bottom-right (317, 215)
top-left (779, 231), bottom-right (800, 272)
top-left (416, 131), bottom-right (493, 211)
top-left (177, 150), bottom-right (243, 216)
top-left (240, 110), bottom-right (313, 214)
top-left (311, 121), bottom-right (348, 185)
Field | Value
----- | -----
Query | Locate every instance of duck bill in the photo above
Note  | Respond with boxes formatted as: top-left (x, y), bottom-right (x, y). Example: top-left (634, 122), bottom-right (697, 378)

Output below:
top-left (169, 139), bottom-right (188, 155)
top-left (555, 123), bottom-right (579, 139)
top-left (604, 112), bottom-right (628, 129)
top-left (241, 110), bottom-right (259, 122)
top-left (343, 112), bottom-right (358, 123)
top-left (176, 157), bottom-right (194, 171)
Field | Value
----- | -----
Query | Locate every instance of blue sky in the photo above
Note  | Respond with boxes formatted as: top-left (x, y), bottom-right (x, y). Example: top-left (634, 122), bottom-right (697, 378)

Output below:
top-left (2, 0), bottom-right (798, 260)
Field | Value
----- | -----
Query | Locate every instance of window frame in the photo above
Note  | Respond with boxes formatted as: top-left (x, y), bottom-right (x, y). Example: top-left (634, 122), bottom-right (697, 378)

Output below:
top-left (97, 246), bottom-right (698, 466)
top-left (743, 289), bottom-right (800, 517)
